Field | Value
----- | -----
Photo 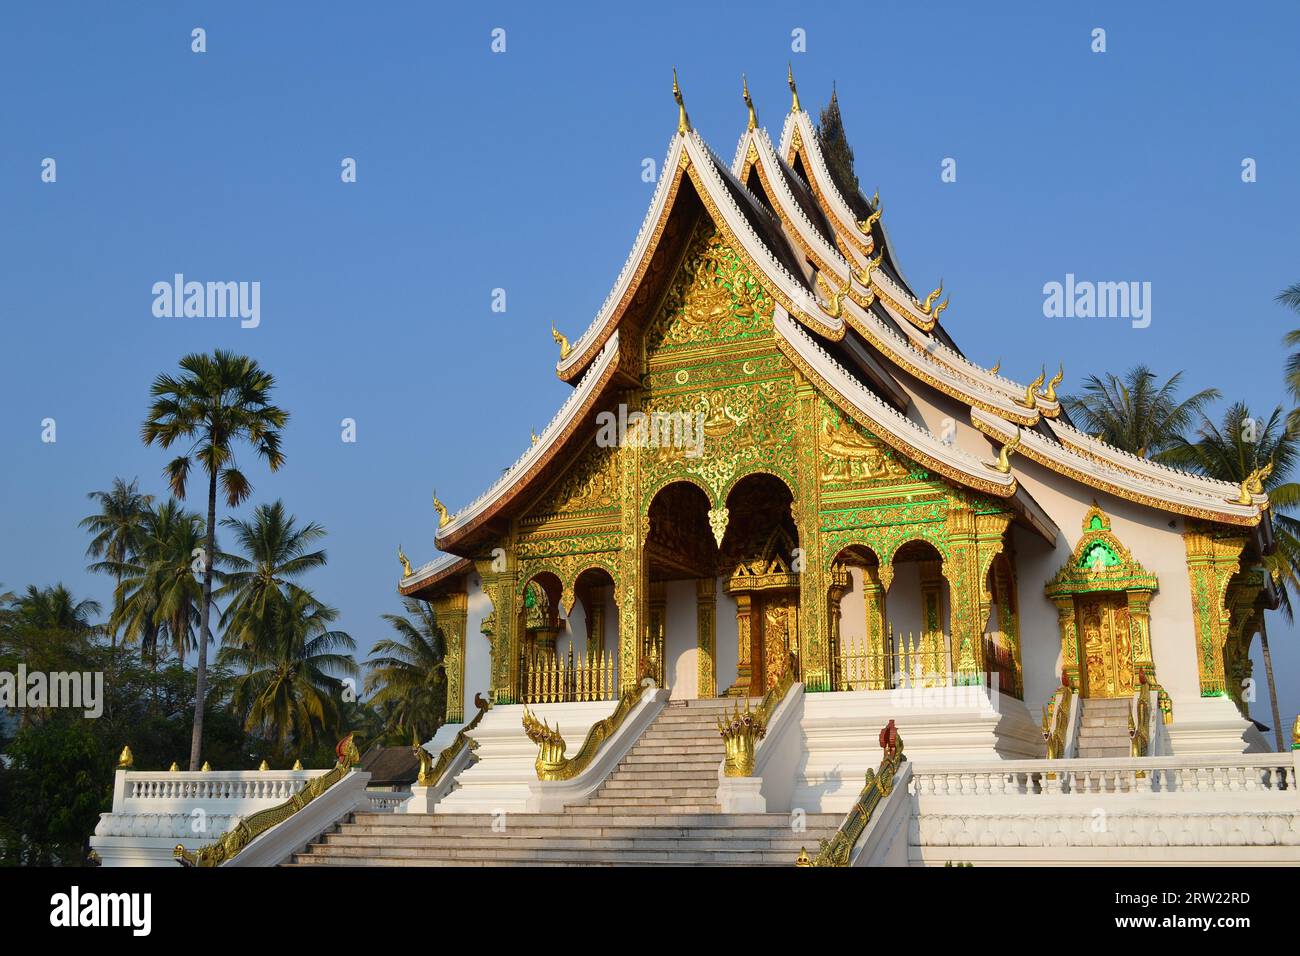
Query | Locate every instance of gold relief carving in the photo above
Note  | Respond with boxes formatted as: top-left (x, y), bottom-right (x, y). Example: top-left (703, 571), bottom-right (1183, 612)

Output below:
top-left (525, 440), bottom-right (620, 522)
top-left (697, 577), bottom-right (717, 697)
top-left (1182, 524), bottom-right (1249, 697)
top-left (819, 405), bottom-right (911, 485)
top-left (707, 506), bottom-right (729, 546)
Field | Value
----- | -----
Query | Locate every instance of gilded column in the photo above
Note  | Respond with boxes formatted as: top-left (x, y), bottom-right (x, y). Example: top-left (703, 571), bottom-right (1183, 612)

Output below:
top-left (1182, 524), bottom-right (1248, 697)
top-left (585, 590), bottom-right (606, 660)
top-left (439, 592), bottom-right (469, 723)
top-left (647, 580), bottom-right (667, 687)
top-left (617, 389), bottom-right (646, 694)
top-left (794, 379), bottom-right (829, 691)
top-left (474, 554), bottom-right (520, 705)
top-left (943, 502), bottom-right (982, 686)
top-left (1050, 595), bottom-right (1080, 689)
top-left (993, 554), bottom-right (1023, 699)
top-left (696, 577), bottom-right (716, 698)
top-left (729, 593), bottom-right (754, 696)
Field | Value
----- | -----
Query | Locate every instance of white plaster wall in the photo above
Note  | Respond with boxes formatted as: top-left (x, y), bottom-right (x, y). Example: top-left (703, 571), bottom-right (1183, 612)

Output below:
top-left (664, 579), bottom-right (698, 699)
top-left (837, 566), bottom-right (868, 642)
top-left (885, 562), bottom-right (924, 646)
top-left (1008, 454), bottom-right (1202, 709)
top-left (464, 574), bottom-right (494, 711)
top-left (716, 582), bottom-right (739, 695)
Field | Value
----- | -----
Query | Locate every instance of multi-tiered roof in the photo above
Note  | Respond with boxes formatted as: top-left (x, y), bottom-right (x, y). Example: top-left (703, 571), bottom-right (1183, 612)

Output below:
top-left (403, 71), bottom-right (1269, 594)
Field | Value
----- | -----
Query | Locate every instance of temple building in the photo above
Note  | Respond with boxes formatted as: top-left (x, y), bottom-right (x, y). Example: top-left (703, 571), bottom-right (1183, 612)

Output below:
top-left (92, 72), bottom-right (1297, 868)
top-left (402, 70), bottom-right (1275, 769)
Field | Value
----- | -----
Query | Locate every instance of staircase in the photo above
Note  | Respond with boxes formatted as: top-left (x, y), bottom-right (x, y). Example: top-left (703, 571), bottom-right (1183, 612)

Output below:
top-left (286, 698), bottom-right (841, 866)
top-left (1075, 698), bottom-right (1132, 758)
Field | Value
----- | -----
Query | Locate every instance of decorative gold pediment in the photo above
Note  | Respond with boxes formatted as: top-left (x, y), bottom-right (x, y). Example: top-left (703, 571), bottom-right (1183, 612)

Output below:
top-left (1045, 504), bottom-right (1158, 598)
top-left (726, 524), bottom-right (800, 594)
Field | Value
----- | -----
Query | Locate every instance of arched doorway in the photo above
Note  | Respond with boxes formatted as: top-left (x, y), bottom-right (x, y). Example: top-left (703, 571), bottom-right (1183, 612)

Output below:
top-left (644, 481), bottom-right (718, 697)
top-left (882, 540), bottom-right (950, 688)
top-left (718, 473), bottom-right (799, 697)
top-left (826, 544), bottom-right (886, 690)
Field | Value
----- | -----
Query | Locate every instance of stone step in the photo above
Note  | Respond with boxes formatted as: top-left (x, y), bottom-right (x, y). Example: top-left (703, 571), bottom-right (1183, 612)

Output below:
top-left (319, 833), bottom-right (822, 852)
top-left (619, 754), bottom-right (719, 767)
top-left (602, 771), bottom-right (717, 785)
top-left (630, 744), bottom-right (723, 755)
top-left (332, 823), bottom-right (827, 840)
top-left (292, 845), bottom-right (802, 865)
top-left (583, 801), bottom-right (721, 812)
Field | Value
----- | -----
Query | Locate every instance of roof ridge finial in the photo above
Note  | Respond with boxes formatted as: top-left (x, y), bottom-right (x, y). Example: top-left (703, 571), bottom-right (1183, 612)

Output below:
top-left (742, 73), bottom-right (757, 131)
top-left (673, 66), bottom-right (691, 134)
top-left (787, 62), bottom-right (801, 114)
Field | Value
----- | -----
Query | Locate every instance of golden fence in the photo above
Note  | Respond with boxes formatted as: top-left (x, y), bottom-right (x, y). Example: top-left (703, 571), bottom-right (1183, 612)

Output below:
top-left (831, 626), bottom-right (1020, 695)
top-left (517, 646), bottom-right (619, 704)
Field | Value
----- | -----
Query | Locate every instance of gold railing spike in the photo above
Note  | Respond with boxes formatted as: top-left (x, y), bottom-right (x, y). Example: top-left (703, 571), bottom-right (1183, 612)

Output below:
top-left (117, 745), bottom-right (134, 769)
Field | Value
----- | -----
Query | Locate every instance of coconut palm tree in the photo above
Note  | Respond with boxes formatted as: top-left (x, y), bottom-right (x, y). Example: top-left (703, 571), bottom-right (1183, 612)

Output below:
top-left (1062, 365), bottom-right (1220, 462)
top-left (111, 499), bottom-right (209, 667)
top-left (364, 598), bottom-right (448, 742)
top-left (1165, 402), bottom-right (1300, 750)
top-left (219, 591), bottom-right (357, 755)
top-left (80, 478), bottom-right (153, 659)
top-left (216, 501), bottom-right (327, 650)
top-left (141, 350), bottom-right (289, 769)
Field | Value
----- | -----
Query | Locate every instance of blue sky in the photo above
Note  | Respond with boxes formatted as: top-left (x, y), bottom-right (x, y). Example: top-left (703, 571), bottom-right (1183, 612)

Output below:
top-left (1, 2), bottom-right (1297, 729)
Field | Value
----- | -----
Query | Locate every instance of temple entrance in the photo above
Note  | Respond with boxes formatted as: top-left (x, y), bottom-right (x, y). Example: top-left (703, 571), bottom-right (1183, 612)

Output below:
top-left (644, 481), bottom-right (718, 698)
top-left (1076, 592), bottom-right (1136, 699)
top-left (718, 473), bottom-right (800, 697)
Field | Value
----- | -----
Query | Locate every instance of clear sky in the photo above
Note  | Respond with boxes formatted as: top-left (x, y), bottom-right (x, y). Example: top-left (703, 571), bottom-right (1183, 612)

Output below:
top-left (2, 2), bottom-right (1297, 730)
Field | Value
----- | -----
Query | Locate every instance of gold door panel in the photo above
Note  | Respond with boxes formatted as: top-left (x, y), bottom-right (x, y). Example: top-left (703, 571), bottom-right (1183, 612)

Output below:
top-left (1077, 593), bottom-right (1135, 699)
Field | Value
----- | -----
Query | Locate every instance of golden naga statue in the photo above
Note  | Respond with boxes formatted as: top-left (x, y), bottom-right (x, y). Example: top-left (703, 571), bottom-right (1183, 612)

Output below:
top-left (412, 729), bottom-right (435, 786)
top-left (856, 202), bottom-right (882, 234)
top-left (989, 358), bottom-right (1001, 375)
top-left (522, 706), bottom-right (569, 779)
top-left (432, 491), bottom-right (450, 529)
top-left (1235, 460), bottom-right (1272, 505)
top-left (932, 296), bottom-right (950, 320)
top-left (673, 66), bottom-right (690, 134)
top-left (551, 321), bottom-right (572, 361)
top-left (815, 270), bottom-right (851, 320)
top-left (742, 73), bottom-right (757, 130)
top-left (1041, 363), bottom-right (1064, 403)
top-left (1016, 366), bottom-right (1047, 408)
top-left (993, 430), bottom-right (1022, 474)
top-left (398, 545), bottom-right (412, 578)
top-left (718, 698), bottom-right (766, 776)
top-left (918, 280), bottom-right (943, 315)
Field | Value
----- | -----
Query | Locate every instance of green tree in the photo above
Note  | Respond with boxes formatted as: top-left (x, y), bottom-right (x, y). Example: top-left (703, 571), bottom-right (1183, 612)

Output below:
top-left (111, 499), bottom-right (208, 668)
top-left (364, 598), bottom-right (448, 742)
top-left (79, 478), bottom-right (153, 660)
top-left (141, 350), bottom-right (288, 770)
top-left (1279, 282), bottom-right (1300, 432)
top-left (219, 591), bottom-right (357, 757)
top-left (216, 500), bottom-right (327, 650)
top-left (1165, 402), bottom-right (1300, 749)
top-left (1061, 365), bottom-right (1220, 461)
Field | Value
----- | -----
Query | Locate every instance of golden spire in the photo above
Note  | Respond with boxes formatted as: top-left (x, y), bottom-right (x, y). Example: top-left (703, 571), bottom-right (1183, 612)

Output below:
top-left (398, 545), bottom-right (412, 578)
top-left (292, 758), bottom-right (304, 771)
top-left (993, 430), bottom-right (1022, 474)
top-left (200, 761), bottom-right (211, 772)
top-left (787, 62), bottom-right (800, 113)
top-left (551, 321), bottom-right (572, 361)
top-left (258, 759), bottom-right (270, 771)
top-left (168, 761), bottom-right (179, 772)
top-left (530, 429), bottom-right (539, 446)
top-left (117, 745), bottom-right (134, 769)
top-left (673, 67), bottom-right (691, 134)
top-left (432, 490), bottom-right (450, 529)
top-left (1042, 363), bottom-right (1064, 403)
top-left (742, 73), bottom-right (757, 130)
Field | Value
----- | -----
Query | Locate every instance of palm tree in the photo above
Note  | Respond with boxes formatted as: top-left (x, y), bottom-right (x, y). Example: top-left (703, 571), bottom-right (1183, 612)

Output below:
top-left (141, 350), bottom-right (289, 769)
top-left (1279, 282), bottom-right (1300, 433)
top-left (1062, 365), bottom-right (1220, 461)
top-left (1165, 403), bottom-right (1300, 750)
top-left (112, 499), bottom-right (208, 667)
top-left (219, 591), bottom-right (357, 755)
top-left (80, 478), bottom-right (153, 659)
top-left (2, 586), bottom-right (101, 723)
top-left (216, 501), bottom-right (327, 650)
top-left (364, 598), bottom-right (448, 742)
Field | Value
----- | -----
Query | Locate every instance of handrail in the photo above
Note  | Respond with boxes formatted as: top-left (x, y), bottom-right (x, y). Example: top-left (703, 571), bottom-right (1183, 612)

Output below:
top-left (796, 720), bottom-right (906, 867)
top-left (522, 678), bottom-right (654, 781)
top-left (175, 733), bottom-right (362, 867)
top-left (416, 693), bottom-right (490, 789)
